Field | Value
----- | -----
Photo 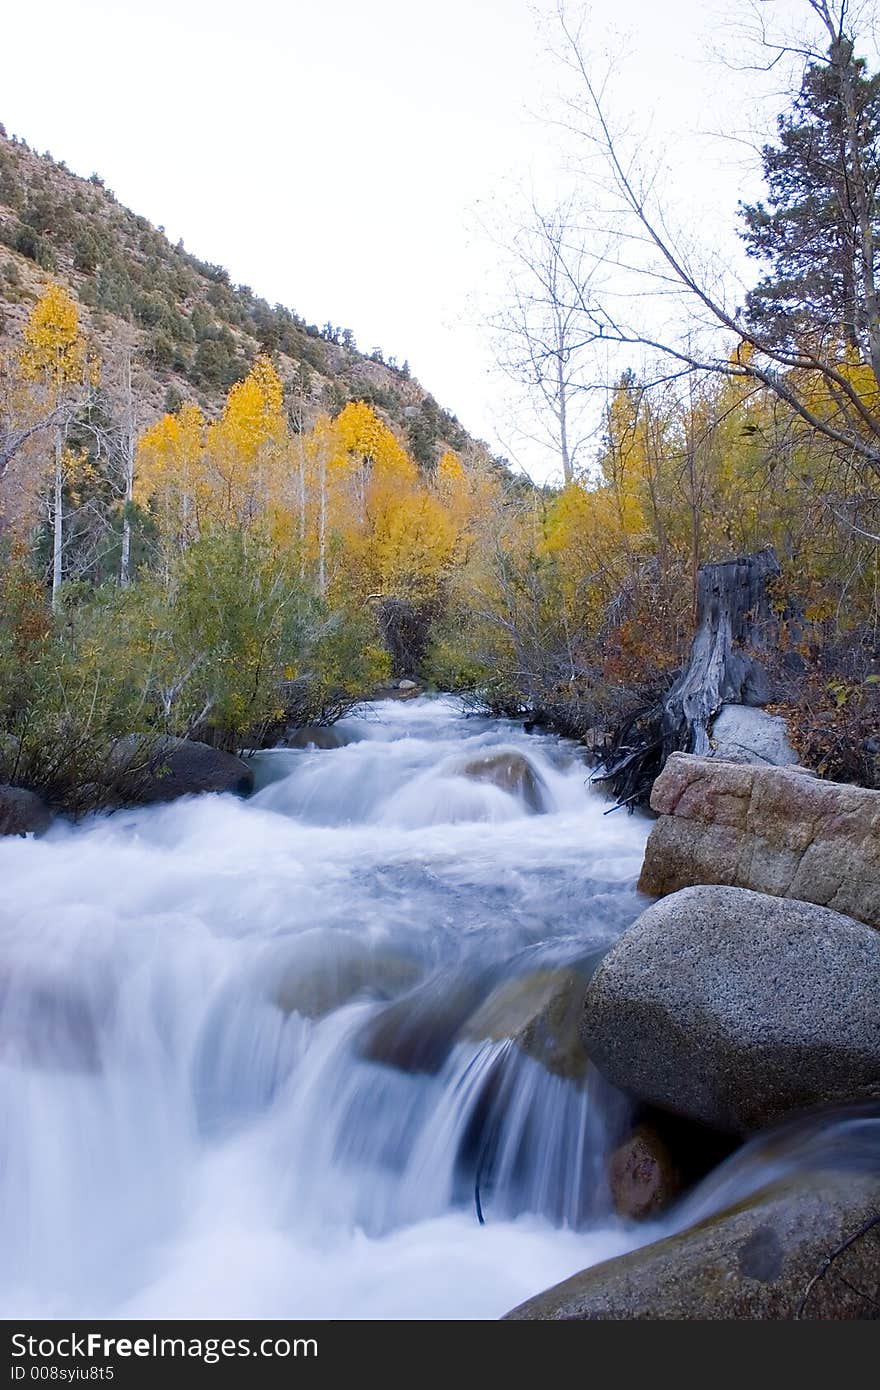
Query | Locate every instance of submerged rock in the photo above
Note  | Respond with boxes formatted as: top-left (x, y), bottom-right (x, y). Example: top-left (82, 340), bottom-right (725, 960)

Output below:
top-left (110, 736), bottom-right (254, 804)
top-left (639, 752), bottom-right (880, 929)
top-left (459, 750), bottom-right (549, 813)
top-left (0, 785), bottom-right (52, 837)
top-left (463, 968), bottom-right (593, 1081)
top-left (358, 973), bottom-right (489, 1075)
top-left (269, 933), bottom-right (422, 1019)
top-left (0, 971), bottom-right (101, 1072)
top-left (608, 1122), bottom-right (685, 1221)
top-left (581, 885), bottom-right (880, 1134)
top-left (285, 726), bottom-right (347, 751)
top-left (504, 1170), bottom-right (880, 1319)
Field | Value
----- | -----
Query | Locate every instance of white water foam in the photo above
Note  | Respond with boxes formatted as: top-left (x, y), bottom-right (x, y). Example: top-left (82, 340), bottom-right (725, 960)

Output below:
top-left (0, 696), bottom-right (655, 1318)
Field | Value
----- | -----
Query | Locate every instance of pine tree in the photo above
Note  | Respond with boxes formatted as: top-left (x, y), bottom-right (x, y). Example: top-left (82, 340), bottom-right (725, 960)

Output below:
top-left (740, 38), bottom-right (880, 354)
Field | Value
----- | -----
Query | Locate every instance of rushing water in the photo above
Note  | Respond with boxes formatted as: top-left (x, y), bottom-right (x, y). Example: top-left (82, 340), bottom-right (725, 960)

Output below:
top-left (2, 695), bottom-right (872, 1320)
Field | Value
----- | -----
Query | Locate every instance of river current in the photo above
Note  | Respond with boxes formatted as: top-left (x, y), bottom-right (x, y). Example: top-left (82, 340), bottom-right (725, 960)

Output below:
top-left (1, 695), bottom-right (870, 1319)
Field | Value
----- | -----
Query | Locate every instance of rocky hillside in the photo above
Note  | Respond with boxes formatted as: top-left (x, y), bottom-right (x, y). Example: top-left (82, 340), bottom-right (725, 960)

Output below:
top-left (0, 124), bottom-right (476, 466)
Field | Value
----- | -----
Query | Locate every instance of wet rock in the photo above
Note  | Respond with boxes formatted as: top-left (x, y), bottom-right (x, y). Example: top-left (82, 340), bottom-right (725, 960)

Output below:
top-left (398, 680), bottom-right (418, 691)
top-left (286, 726), bottom-right (347, 751)
top-left (0, 971), bottom-right (101, 1072)
top-left (710, 704), bottom-right (799, 767)
top-left (459, 750), bottom-right (549, 813)
top-left (638, 752), bottom-right (880, 929)
top-left (504, 1170), bottom-right (880, 1319)
top-left (110, 736), bottom-right (254, 804)
top-left (608, 1122), bottom-right (685, 1220)
top-left (463, 968), bottom-right (593, 1081)
top-left (0, 785), bottom-right (52, 837)
top-left (269, 933), bottom-right (422, 1019)
top-left (581, 885), bottom-right (880, 1134)
top-left (358, 973), bottom-right (489, 1075)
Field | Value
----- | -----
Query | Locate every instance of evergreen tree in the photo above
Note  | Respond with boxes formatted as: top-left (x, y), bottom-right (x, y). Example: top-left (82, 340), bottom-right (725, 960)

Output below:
top-left (741, 37), bottom-right (880, 354)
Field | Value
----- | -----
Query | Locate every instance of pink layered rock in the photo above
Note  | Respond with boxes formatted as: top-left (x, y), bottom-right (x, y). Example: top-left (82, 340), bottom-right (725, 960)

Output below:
top-left (639, 753), bottom-right (880, 929)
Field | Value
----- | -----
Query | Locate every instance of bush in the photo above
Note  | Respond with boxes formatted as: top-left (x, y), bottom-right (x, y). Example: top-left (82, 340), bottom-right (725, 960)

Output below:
top-left (0, 531), bottom-right (387, 810)
top-left (14, 222), bottom-right (55, 268)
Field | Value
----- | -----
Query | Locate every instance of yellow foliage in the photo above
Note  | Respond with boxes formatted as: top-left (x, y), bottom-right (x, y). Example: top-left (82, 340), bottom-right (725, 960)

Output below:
top-left (136, 402), bottom-right (208, 549)
top-left (20, 283), bottom-right (88, 396)
top-left (205, 357), bottom-right (286, 526)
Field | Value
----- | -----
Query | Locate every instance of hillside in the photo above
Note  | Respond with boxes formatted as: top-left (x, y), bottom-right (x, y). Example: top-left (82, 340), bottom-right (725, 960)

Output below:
top-left (0, 124), bottom-right (478, 482)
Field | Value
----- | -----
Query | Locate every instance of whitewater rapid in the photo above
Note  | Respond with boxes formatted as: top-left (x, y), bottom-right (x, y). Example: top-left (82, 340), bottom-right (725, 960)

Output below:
top-left (0, 696), bottom-right (662, 1318)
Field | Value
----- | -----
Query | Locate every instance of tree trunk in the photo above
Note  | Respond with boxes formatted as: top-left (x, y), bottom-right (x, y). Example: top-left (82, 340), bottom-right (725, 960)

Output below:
top-left (51, 426), bottom-right (64, 609)
top-left (660, 547), bottom-right (780, 757)
top-left (598, 547), bottom-right (781, 806)
top-left (120, 351), bottom-right (135, 586)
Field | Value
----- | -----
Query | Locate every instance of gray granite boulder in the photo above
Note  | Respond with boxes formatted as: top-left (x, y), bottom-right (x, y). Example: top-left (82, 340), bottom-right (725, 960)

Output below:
top-left (581, 886), bottom-right (880, 1133)
top-left (0, 785), bottom-right (52, 836)
top-left (504, 1169), bottom-right (880, 1319)
top-left (710, 704), bottom-right (799, 766)
top-left (111, 736), bottom-right (254, 804)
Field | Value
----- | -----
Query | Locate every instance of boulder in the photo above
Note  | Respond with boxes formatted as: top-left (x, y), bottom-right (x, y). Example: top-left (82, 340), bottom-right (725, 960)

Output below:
top-left (608, 1122), bottom-right (685, 1220)
top-left (286, 726), bottom-right (346, 751)
top-left (110, 736), bottom-right (254, 804)
top-left (710, 704), bottom-right (799, 767)
top-left (463, 968), bottom-right (593, 1081)
top-left (358, 973), bottom-right (489, 1075)
top-left (0, 785), bottom-right (52, 837)
top-left (269, 933), bottom-right (422, 1019)
top-left (459, 749), bottom-right (549, 813)
top-left (504, 1170), bottom-right (880, 1319)
top-left (638, 752), bottom-right (880, 929)
top-left (581, 886), bottom-right (880, 1134)
top-left (0, 970), bottom-right (101, 1072)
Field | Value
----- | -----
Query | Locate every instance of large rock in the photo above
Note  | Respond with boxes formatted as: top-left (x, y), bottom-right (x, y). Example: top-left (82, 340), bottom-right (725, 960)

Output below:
top-left (463, 968), bottom-right (593, 1081)
top-left (639, 752), bottom-right (880, 929)
top-left (710, 704), bottom-right (799, 767)
top-left (0, 785), bottom-right (52, 837)
top-left (504, 1170), bottom-right (880, 1319)
top-left (286, 726), bottom-right (347, 751)
top-left (459, 750), bottom-right (549, 813)
top-left (358, 973), bottom-right (489, 1075)
top-left (111, 736), bottom-right (254, 804)
top-left (581, 886), bottom-right (880, 1133)
top-left (269, 933), bottom-right (422, 1019)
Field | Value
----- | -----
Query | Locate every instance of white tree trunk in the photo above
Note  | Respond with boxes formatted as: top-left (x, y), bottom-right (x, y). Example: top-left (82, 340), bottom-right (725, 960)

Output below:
top-left (51, 426), bottom-right (64, 609)
top-left (318, 455), bottom-right (327, 596)
top-left (120, 351), bottom-right (135, 585)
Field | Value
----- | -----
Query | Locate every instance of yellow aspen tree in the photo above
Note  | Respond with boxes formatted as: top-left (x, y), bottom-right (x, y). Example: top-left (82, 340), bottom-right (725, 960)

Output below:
top-left (135, 402), bottom-right (208, 557)
top-left (204, 357), bottom-right (286, 527)
top-left (19, 284), bottom-right (91, 607)
top-left (303, 412), bottom-right (341, 595)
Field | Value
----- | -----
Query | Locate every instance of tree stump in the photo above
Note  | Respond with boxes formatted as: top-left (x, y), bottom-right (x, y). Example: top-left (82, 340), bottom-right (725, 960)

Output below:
top-left (661, 548), bottom-right (780, 757)
top-left (600, 548), bottom-right (781, 806)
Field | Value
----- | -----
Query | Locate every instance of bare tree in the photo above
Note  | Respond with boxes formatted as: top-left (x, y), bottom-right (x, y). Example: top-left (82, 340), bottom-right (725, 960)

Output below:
top-left (492, 196), bottom-right (604, 483)
top-left (118, 348), bottom-right (139, 586)
top-left (547, 0), bottom-right (880, 476)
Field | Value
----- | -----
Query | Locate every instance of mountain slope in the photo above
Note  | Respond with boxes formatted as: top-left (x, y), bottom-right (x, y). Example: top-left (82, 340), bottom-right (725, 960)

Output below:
top-left (0, 124), bottom-right (477, 469)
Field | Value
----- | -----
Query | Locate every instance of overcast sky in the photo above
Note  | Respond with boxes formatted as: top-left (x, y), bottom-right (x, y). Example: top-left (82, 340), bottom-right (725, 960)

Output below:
top-left (1, 0), bottom-right (835, 479)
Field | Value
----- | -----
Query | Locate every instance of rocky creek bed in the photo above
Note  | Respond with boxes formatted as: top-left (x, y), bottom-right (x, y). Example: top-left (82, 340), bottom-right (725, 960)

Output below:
top-left (1, 695), bottom-right (878, 1319)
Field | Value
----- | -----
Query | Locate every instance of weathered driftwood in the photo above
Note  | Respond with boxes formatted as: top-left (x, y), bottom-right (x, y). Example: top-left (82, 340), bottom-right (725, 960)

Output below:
top-left (599, 548), bottom-right (781, 807)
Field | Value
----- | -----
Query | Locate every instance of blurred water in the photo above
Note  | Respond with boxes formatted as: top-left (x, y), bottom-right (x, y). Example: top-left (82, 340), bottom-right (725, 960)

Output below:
top-left (0, 696), bottom-right (659, 1317)
top-left (9, 694), bottom-right (865, 1320)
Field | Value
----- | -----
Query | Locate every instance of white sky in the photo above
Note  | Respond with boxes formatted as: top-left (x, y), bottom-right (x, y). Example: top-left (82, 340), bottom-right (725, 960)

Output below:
top-left (0, 0), bottom-right (830, 479)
